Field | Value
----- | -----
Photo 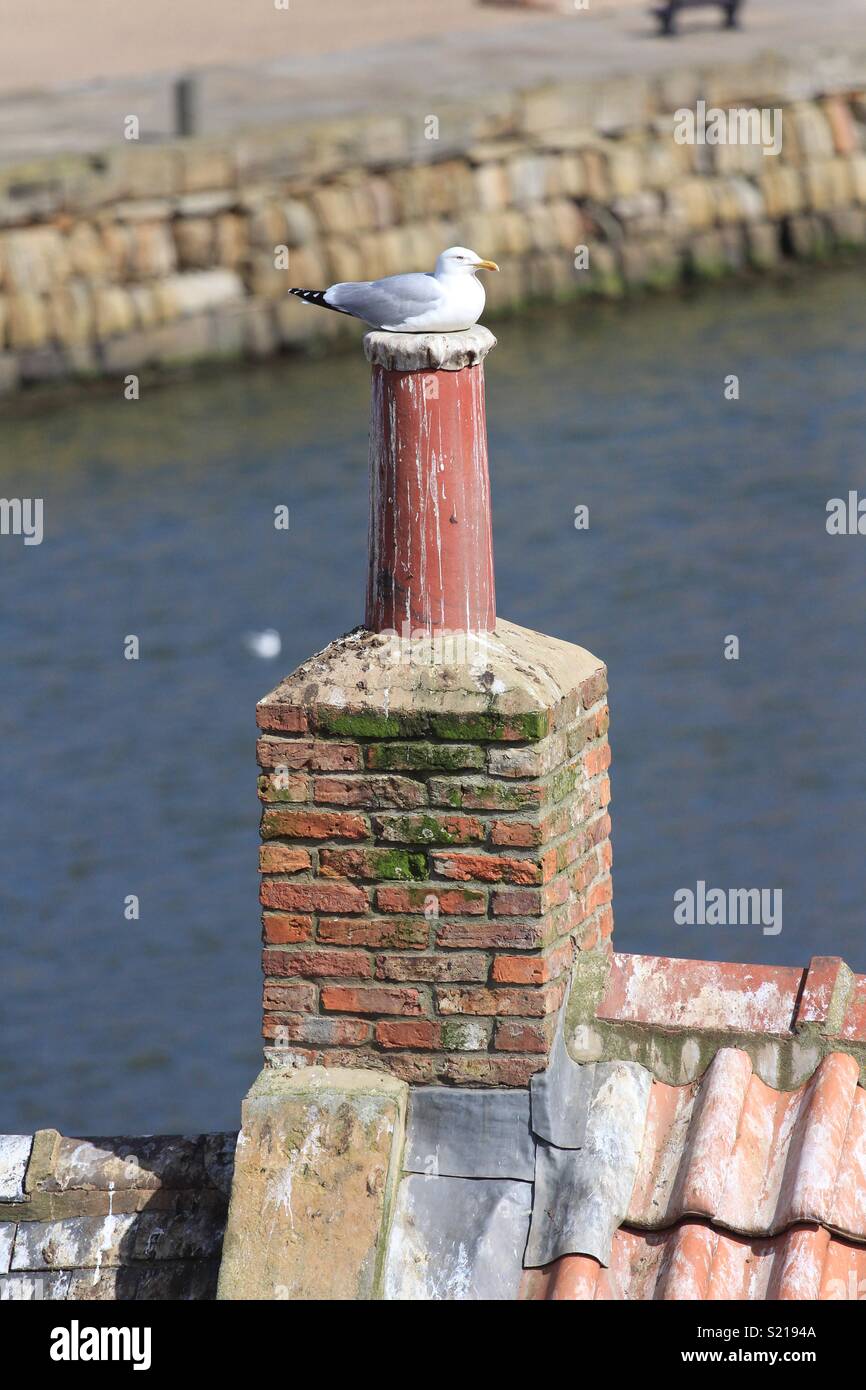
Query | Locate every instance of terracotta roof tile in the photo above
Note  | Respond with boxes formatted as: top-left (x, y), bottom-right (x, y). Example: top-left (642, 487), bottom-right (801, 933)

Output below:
top-left (629, 1049), bottom-right (866, 1239)
top-left (520, 1222), bottom-right (866, 1301)
top-left (384, 950), bottom-right (866, 1300)
top-left (597, 951), bottom-right (866, 1046)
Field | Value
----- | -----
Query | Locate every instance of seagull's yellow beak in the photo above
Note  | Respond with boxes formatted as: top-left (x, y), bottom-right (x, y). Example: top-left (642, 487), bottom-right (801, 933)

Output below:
top-left (475, 258), bottom-right (500, 272)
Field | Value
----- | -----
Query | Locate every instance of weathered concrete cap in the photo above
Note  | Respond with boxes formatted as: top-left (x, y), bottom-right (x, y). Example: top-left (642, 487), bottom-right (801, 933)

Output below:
top-left (363, 325), bottom-right (496, 372)
top-left (258, 617), bottom-right (603, 735)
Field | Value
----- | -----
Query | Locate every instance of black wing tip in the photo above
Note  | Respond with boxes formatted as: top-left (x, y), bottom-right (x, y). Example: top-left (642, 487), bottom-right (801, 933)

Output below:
top-left (289, 287), bottom-right (351, 316)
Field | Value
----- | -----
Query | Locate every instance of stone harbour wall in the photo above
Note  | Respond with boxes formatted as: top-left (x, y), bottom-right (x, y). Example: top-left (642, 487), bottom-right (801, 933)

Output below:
top-left (2, 60), bottom-right (866, 391)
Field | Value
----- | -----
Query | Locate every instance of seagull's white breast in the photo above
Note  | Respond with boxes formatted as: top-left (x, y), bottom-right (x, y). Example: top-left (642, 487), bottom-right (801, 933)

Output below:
top-left (383, 275), bottom-right (486, 333)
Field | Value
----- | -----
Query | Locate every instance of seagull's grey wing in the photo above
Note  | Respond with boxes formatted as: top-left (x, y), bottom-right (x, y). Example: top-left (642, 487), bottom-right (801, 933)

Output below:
top-left (325, 272), bottom-right (442, 327)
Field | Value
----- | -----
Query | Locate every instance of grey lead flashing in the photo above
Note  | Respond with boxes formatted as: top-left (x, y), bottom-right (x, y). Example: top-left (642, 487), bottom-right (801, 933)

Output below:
top-left (385, 1039), bottom-right (655, 1296)
top-left (531, 1017), bottom-right (597, 1149)
top-left (404, 1087), bottom-right (534, 1181)
top-left (384, 1174), bottom-right (532, 1301)
top-left (525, 1060), bottom-right (652, 1268)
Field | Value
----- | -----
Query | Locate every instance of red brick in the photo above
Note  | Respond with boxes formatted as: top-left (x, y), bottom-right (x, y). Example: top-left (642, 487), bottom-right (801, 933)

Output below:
top-left (262, 947), bottom-right (372, 979)
top-left (568, 851), bottom-right (601, 894)
top-left (257, 738), bottom-right (360, 772)
top-left (375, 884), bottom-right (487, 916)
top-left (256, 703), bottom-right (309, 733)
top-left (431, 852), bottom-right (541, 885)
top-left (540, 833), bottom-right (587, 883)
top-left (375, 952), bottom-right (488, 983)
top-left (262, 981), bottom-right (317, 1012)
top-left (428, 777), bottom-right (542, 811)
top-left (368, 1053), bottom-right (440, 1084)
top-left (598, 904), bottom-right (614, 943)
top-left (583, 742), bottom-right (612, 777)
top-left (543, 874), bottom-right (571, 909)
top-left (375, 1020), bottom-right (441, 1049)
top-left (262, 913), bottom-right (313, 945)
top-left (258, 845), bottom-right (311, 875)
top-left (372, 813), bottom-right (486, 845)
top-left (492, 940), bottom-right (573, 985)
top-left (576, 904), bottom-right (614, 953)
top-left (493, 1019), bottom-right (555, 1053)
top-left (313, 775), bottom-right (426, 809)
top-left (491, 888), bottom-right (542, 916)
top-left (580, 669), bottom-right (607, 709)
top-left (487, 735), bottom-right (566, 779)
top-left (592, 705), bottom-right (610, 737)
top-left (435, 919), bottom-right (546, 950)
top-left (259, 881), bottom-right (367, 914)
top-left (319, 847), bottom-right (426, 880)
top-left (489, 819), bottom-right (543, 848)
top-left (586, 811), bottom-right (611, 848)
top-left (599, 775), bottom-right (611, 807)
top-left (321, 984), bottom-right (426, 1016)
top-left (586, 877), bottom-right (613, 912)
top-left (317, 917), bottom-right (428, 949)
top-left (257, 772), bottom-right (309, 803)
top-left (263, 1015), bottom-right (371, 1045)
top-left (261, 809), bottom-right (369, 841)
top-left (436, 982), bottom-right (565, 1018)
top-left (440, 1054), bottom-right (544, 1086)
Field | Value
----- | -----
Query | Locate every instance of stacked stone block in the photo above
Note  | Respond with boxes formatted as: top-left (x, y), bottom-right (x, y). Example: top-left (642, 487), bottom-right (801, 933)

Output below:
top-left (2, 80), bottom-right (866, 389)
top-left (256, 620), bottom-right (612, 1086)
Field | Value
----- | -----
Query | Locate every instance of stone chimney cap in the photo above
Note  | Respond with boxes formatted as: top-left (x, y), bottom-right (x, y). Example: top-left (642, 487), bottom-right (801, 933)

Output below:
top-left (363, 326), bottom-right (497, 373)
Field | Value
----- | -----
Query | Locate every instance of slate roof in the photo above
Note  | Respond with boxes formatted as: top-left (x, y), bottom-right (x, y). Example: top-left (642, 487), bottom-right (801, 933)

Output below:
top-left (0, 1131), bottom-right (234, 1300)
top-left (382, 952), bottom-right (866, 1300)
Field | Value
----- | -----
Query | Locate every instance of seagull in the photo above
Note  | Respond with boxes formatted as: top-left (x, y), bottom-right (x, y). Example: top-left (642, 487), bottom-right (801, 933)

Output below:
top-left (289, 246), bottom-right (500, 333)
top-left (245, 629), bottom-right (282, 659)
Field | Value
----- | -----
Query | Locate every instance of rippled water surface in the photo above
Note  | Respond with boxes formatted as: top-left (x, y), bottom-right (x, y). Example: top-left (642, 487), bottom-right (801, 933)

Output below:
top-left (2, 270), bottom-right (865, 1134)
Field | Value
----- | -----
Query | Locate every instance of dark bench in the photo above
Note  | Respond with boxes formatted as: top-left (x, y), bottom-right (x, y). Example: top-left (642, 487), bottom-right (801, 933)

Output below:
top-left (652, 0), bottom-right (742, 35)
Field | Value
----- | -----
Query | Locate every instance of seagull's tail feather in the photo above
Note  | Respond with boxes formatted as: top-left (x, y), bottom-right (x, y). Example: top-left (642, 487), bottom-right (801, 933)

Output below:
top-left (289, 288), bottom-right (353, 317)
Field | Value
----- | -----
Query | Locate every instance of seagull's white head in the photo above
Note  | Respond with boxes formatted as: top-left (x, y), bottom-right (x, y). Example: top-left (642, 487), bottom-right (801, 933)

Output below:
top-left (435, 246), bottom-right (500, 277)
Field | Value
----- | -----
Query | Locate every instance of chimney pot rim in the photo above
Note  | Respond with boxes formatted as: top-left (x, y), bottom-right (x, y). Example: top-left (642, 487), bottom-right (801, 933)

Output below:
top-left (363, 326), bottom-right (497, 373)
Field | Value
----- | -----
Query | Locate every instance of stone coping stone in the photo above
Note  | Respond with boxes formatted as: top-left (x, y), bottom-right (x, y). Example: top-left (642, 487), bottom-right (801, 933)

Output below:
top-left (257, 617), bottom-right (604, 738)
top-left (217, 1066), bottom-right (408, 1300)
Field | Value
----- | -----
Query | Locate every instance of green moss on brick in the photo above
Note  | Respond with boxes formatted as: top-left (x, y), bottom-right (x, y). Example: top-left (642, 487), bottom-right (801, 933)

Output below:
top-left (548, 762), bottom-right (579, 805)
top-left (257, 775), bottom-right (304, 803)
top-left (428, 777), bottom-right (542, 811)
top-left (429, 711), bottom-right (550, 742)
top-left (315, 711), bottom-right (405, 738)
top-left (367, 743), bottom-right (485, 773)
top-left (369, 849), bottom-right (428, 880)
top-left (377, 813), bottom-right (483, 845)
top-left (388, 920), bottom-right (430, 948)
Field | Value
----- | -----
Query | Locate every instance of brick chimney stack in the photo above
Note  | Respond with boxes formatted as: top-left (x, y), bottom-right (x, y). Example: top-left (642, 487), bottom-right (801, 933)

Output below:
top-left (256, 329), bottom-right (613, 1086)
